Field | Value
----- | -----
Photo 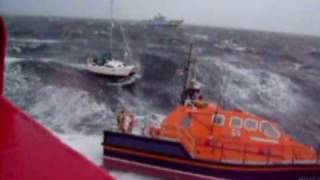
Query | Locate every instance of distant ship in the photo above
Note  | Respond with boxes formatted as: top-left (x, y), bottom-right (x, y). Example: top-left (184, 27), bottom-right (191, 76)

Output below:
top-left (144, 13), bottom-right (183, 28)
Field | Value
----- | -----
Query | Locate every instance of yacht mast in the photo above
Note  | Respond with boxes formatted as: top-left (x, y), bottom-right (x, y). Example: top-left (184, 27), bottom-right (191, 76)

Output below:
top-left (109, 0), bottom-right (114, 59)
top-left (120, 24), bottom-right (134, 62)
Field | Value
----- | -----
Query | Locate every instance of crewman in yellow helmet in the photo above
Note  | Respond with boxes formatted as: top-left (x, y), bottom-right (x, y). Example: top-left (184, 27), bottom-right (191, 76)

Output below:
top-left (194, 95), bottom-right (207, 108)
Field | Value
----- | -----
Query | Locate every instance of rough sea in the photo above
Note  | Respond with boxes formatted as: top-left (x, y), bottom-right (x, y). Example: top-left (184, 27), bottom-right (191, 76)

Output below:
top-left (4, 15), bottom-right (320, 179)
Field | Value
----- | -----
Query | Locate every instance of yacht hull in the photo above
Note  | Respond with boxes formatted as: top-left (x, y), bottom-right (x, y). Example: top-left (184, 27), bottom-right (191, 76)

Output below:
top-left (87, 63), bottom-right (136, 77)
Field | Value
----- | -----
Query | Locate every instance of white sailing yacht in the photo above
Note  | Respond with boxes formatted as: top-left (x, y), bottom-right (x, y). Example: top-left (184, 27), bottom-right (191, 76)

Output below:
top-left (87, 0), bottom-right (138, 77)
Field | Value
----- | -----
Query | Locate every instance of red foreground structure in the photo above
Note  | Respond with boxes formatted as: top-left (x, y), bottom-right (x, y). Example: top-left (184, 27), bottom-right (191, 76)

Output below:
top-left (0, 17), bottom-right (113, 180)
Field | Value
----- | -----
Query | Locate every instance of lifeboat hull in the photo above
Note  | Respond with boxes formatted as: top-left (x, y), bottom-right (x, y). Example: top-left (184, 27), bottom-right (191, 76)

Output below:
top-left (102, 131), bottom-right (320, 180)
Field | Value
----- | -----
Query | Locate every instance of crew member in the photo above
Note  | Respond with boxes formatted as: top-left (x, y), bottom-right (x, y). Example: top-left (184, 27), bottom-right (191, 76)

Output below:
top-left (181, 79), bottom-right (202, 106)
top-left (117, 110), bottom-right (127, 133)
top-left (127, 113), bottom-right (136, 133)
top-left (194, 95), bottom-right (207, 108)
top-left (117, 110), bottom-right (137, 133)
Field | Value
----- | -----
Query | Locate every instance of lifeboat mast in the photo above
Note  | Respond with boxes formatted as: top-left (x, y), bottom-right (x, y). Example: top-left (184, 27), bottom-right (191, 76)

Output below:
top-left (180, 44), bottom-right (193, 104)
top-left (180, 44), bottom-right (232, 134)
top-left (180, 44), bottom-right (201, 105)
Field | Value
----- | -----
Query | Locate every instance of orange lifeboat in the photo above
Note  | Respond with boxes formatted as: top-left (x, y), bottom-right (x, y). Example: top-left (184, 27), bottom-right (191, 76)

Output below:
top-left (160, 103), bottom-right (317, 165)
top-left (102, 45), bottom-right (320, 179)
top-left (102, 102), bottom-right (320, 180)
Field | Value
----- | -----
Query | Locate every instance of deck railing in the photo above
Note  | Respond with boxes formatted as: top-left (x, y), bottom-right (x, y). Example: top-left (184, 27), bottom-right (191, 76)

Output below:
top-left (208, 141), bottom-right (319, 165)
top-left (161, 124), bottom-right (319, 165)
top-left (160, 124), bottom-right (320, 165)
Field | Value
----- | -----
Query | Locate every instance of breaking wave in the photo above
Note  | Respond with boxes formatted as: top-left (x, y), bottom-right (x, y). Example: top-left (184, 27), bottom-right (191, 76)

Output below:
top-left (198, 56), bottom-right (301, 115)
top-left (29, 86), bottom-right (110, 134)
top-left (220, 61), bottom-right (300, 114)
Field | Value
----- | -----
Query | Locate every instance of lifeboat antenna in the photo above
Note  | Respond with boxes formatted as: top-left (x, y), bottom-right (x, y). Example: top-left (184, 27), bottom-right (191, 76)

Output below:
top-left (180, 44), bottom-right (203, 104)
top-left (180, 44), bottom-right (193, 104)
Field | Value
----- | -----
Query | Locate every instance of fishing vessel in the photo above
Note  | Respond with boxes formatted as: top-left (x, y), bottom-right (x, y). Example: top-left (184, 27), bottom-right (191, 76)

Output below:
top-left (144, 13), bottom-right (183, 28)
top-left (102, 45), bottom-right (320, 179)
top-left (87, 0), bottom-right (138, 78)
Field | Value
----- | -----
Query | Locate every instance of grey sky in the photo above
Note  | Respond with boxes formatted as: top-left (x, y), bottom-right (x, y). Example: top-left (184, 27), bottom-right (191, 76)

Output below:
top-left (1, 0), bottom-right (319, 36)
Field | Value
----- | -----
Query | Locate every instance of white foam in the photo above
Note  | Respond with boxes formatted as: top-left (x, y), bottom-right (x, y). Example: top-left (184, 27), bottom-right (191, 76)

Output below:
top-left (110, 170), bottom-right (161, 180)
top-left (29, 86), bottom-right (111, 134)
top-left (193, 34), bottom-right (209, 41)
top-left (26, 84), bottom-right (164, 179)
top-left (221, 61), bottom-right (300, 113)
top-left (56, 133), bottom-right (162, 179)
top-left (9, 37), bottom-right (60, 44)
top-left (199, 57), bottom-right (301, 114)
top-left (214, 40), bottom-right (249, 52)
top-left (28, 84), bottom-right (165, 133)
top-left (10, 81), bottom-right (165, 179)
top-left (293, 63), bottom-right (302, 70)
top-left (10, 45), bottom-right (22, 53)
top-left (58, 134), bottom-right (103, 165)
top-left (5, 57), bottom-right (23, 64)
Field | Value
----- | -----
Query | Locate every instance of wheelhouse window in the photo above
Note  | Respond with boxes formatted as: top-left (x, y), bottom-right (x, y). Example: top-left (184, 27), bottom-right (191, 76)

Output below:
top-left (181, 116), bottom-right (192, 128)
top-left (230, 117), bottom-right (243, 128)
top-left (245, 119), bottom-right (258, 131)
top-left (212, 114), bottom-right (225, 126)
top-left (260, 121), bottom-right (280, 139)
